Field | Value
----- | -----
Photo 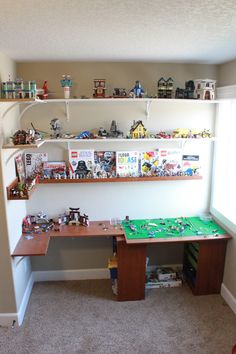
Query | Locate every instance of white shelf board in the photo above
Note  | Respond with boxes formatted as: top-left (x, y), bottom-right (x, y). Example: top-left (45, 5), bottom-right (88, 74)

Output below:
top-left (41, 137), bottom-right (216, 144)
top-left (2, 137), bottom-right (216, 149)
top-left (41, 98), bottom-right (219, 104)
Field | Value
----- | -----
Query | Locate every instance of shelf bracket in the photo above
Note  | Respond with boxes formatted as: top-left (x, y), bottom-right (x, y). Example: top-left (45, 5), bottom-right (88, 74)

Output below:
top-left (17, 99), bottom-right (45, 123)
top-left (66, 141), bottom-right (71, 150)
top-left (145, 100), bottom-right (152, 120)
top-left (65, 100), bottom-right (70, 122)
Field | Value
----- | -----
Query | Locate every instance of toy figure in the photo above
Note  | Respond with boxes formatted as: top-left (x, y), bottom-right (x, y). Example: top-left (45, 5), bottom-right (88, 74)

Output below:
top-left (68, 208), bottom-right (89, 226)
top-left (113, 88), bottom-right (127, 98)
top-left (12, 129), bottom-right (35, 145)
top-left (50, 118), bottom-right (62, 139)
top-left (130, 80), bottom-right (145, 98)
top-left (76, 131), bottom-right (92, 139)
top-left (108, 120), bottom-right (123, 138)
top-left (69, 207), bottom-right (81, 225)
top-left (60, 75), bottom-right (73, 99)
top-left (98, 127), bottom-right (108, 137)
top-left (93, 79), bottom-right (106, 98)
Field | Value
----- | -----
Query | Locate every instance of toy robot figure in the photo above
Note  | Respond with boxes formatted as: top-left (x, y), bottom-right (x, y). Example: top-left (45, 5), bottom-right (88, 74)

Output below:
top-left (130, 80), bottom-right (145, 98)
top-left (50, 118), bottom-right (62, 139)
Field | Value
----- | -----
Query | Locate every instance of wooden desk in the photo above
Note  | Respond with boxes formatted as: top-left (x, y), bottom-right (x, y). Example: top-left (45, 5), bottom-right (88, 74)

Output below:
top-left (12, 221), bottom-right (231, 301)
top-left (12, 222), bottom-right (124, 256)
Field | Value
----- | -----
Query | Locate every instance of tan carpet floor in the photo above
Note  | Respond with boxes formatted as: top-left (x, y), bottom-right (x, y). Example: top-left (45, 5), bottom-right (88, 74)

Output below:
top-left (0, 280), bottom-right (236, 354)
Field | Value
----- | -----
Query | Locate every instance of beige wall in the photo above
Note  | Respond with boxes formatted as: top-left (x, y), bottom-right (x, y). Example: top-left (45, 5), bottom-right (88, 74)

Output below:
top-left (17, 61), bottom-right (217, 99)
top-left (217, 59), bottom-right (236, 87)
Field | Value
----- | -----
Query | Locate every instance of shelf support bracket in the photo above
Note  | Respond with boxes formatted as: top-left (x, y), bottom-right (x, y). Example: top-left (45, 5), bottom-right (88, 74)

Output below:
top-left (145, 100), bottom-right (152, 120)
top-left (65, 100), bottom-right (70, 122)
top-left (17, 99), bottom-right (44, 123)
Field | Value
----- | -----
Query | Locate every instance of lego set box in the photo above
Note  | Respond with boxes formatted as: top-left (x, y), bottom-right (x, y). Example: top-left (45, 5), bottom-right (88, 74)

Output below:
top-left (146, 266), bottom-right (182, 289)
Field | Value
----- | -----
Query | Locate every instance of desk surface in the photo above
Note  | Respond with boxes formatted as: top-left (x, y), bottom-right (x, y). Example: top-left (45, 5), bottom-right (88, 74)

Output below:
top-left (12, 222), bottom-right (124, 256)
top-left (12, 218), bottom-right (231, 257)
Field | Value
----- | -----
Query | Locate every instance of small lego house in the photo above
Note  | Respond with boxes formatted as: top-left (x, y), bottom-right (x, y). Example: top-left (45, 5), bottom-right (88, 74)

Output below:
top-left (194, 79), bottom-right (216, 100)
top-left (157, 77), bottom-right (174, 98)
top-left (184, 80), bottom-right (195, 99)
top-left (130, 120), bottom-right (147, 139)
top-left (93, 79), bottom-right (106, 98)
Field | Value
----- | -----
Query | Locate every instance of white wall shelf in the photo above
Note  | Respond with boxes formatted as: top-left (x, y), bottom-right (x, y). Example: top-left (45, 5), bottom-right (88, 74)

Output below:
top-left (1, 137), bottom-right (216, 150)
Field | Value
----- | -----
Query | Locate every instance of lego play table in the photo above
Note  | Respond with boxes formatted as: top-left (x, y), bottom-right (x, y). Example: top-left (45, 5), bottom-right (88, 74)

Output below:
top-left (122, 216), bottom-right (226, 243)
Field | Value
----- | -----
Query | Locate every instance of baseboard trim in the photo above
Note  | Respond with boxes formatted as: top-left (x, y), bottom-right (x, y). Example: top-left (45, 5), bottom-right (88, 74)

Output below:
top-left (0, 273), bottom-right (34, 327)
top-left (221, 283), bottom-right (236, 314)
top-left (33, 268), bottom-right (110, 282)
top-left (17, 272), bottom-right (34, 326)
top-left (0, 313), bottom-right (18, 327)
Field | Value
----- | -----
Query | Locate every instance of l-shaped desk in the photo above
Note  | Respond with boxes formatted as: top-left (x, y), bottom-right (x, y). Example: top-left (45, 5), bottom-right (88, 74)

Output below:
top-left (12, 219), bottom-right (231, 301)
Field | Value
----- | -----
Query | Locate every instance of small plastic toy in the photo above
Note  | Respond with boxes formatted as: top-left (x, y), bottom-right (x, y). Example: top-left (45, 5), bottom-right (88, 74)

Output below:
top-left (129, 80), bottom-right (145, 98)
top-left (108, 120), bottom-right (123, 138)
top-left (175, 80), bottom-right (195, 99)
top-left (68, 207), bottom-right (89, 227)
top-left (1, 76), bottom-right (36, 99)
top-left (50, 118), bottom-right (62, 139)
top-left (98, 127), bottom-right (108, 138)
top-left (155, 131), bottom-right (171, 139)
top-left (12, 129), bottom-right (35, 145)
top-left (60, 75), bottom-right (73, 99)
top-left (76, 131), bottom-right (92, 139)
top-left (129, 120), bottom-right (147, 139)
top-left (36, 81), bottom-right (48, 100)
top-left (93, 79), bottom-right (106, 98)
top-left (157, 77), bottom-right (174, 98)
top-left (194, 79), bottom-right (216, 100)
top-left (113, 88), bottom-right (127, 98)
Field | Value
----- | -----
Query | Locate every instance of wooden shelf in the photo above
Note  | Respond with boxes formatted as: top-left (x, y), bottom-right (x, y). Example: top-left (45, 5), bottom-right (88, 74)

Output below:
top-left (39, 176), bottom-right (202, 184)
top-left (6, 175), bottom-right (202, 200)
top-left (6, 178), bottom-right (37, 200)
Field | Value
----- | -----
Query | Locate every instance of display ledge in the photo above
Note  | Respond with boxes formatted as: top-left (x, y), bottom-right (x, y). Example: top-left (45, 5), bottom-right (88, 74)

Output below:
top-left (2, 137), bottom-right (216, 149)
top-left (39, 176), bottom-right (202, 184)
top-left (6, 178), bottom-right (37, 200)
top-left (7, 175), bottom-right (202, 200)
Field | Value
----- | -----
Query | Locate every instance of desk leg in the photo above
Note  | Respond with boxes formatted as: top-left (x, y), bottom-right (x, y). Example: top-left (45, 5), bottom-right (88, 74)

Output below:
top-left (194, 240), bottom-right (227, 295)
top-left (116, 237), bottom-right (146, 301)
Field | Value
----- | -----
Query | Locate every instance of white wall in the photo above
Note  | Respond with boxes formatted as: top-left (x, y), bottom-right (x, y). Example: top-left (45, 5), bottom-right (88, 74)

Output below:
top-left (0, 53), bottom-right (32, 325)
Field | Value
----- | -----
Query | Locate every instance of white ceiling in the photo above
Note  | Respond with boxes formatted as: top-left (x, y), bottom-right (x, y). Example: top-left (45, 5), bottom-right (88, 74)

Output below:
top-left (1, 0), bottom-right (236, 64)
